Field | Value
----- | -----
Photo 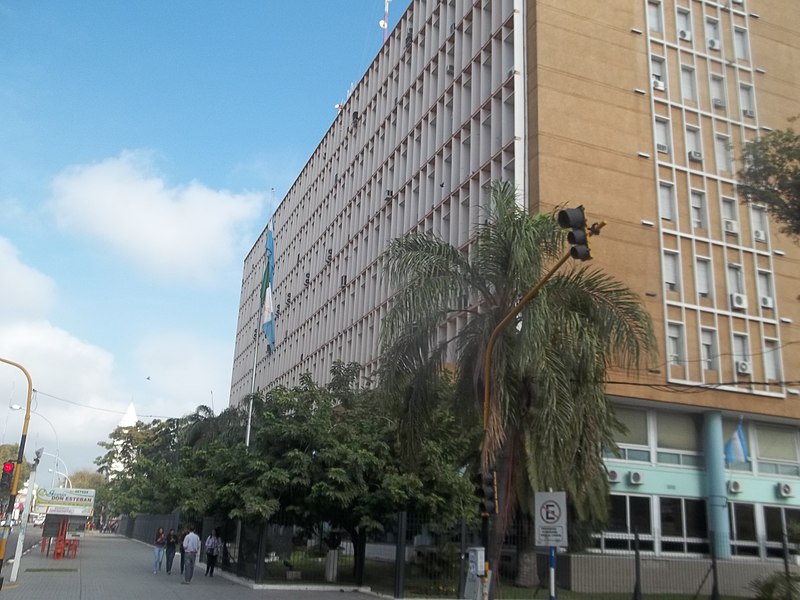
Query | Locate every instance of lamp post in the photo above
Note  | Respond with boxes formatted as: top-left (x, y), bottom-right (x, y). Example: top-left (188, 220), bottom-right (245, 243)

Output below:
top-left (47, 469), bottom-right (72, 488)
top-left (10, 405), bottom-right (61, 489)
top-left (0, 357), bottom-right (33, 589)
top-left (43, 453), bottom-right (69, 488)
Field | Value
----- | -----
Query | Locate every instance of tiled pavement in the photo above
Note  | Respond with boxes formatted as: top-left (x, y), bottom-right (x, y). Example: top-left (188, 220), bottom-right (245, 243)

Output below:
top-left (0, 532), bottom-right (375, 600)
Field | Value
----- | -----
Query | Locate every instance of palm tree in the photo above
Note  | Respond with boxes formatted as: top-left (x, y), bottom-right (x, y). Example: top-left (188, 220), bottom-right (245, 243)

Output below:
top-left (379, 180), bottom-right (656, 584)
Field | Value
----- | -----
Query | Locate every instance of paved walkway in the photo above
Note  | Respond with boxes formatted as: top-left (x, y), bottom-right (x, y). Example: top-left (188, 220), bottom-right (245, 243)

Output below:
top-left (0, 532), bottom-right (375, 600)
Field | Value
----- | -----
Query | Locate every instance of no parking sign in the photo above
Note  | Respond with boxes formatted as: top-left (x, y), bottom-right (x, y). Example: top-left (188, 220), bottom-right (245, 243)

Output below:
top-left (534, 491), bottom-right (568, 547)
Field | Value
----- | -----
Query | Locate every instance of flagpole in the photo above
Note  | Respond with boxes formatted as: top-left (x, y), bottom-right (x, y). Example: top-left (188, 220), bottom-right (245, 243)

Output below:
top-left (245, 324), bottom-right (259, 448)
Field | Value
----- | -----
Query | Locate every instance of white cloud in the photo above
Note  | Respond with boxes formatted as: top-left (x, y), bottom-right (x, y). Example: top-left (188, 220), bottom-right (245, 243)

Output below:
top-left (0, 320), bottom-right (125, 472)
top-left (133, 331), bottom-right (233, 419)
top-left (49, 151), bottom-right (265, 285)
top-left (0, 237), bottom-right (57, 322)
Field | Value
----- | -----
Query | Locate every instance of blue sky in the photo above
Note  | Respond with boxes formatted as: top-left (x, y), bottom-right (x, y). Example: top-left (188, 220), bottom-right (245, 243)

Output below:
top-left (0, 0), bottom-right (410, 477)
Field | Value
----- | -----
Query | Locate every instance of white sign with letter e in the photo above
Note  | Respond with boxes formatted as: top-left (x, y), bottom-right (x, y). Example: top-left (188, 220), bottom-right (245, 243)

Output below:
top-left (534, 491), bottom-right (568, 547)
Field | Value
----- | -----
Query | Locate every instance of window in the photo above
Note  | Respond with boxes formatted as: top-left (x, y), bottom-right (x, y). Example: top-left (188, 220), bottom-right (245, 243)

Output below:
top-left (655, 119), bottom-right (671, 152)
top-left (690, 190), bottom-right (706, 229)
top-left (660, 497), bottom-right (708, 553)
top-left (610, 406), bottom-right (650, 462)
top-left (686, 127), bottom-right (701, 153)
top-left (664, 252), bottom-right (680, 291)
top-left (733, 333), bottom-right (749, 364)
top-left (764, 506), bottom-right (800, 558)
top-left (764, 339), bottom-right (781, 382)
top-left (729, 503), bottom-right (759, 556)
top-left (758, 270), bottom-right (773, 300)
top-left (752, 206), bottom-right (768, 236)
top-left (701, 329), bottom-right (717, 371)
top-left (722, 197), bottom-right (737, 221)
top-left (715, 135), bottom-right (732, 173)
top-left (727, 264), bottom-right (744, 295)
top-left (657, 412), bottom-right (702, 466)
top-left (681, 66), bottom-right (697, 101)
top-left (733, 28), bottom-right (749, 60)
top-left (696, 258), bottom-right (712, 297)
top-left (710, 75), bottom-right (725, 106)
top-left (648, 1), bottom-right (663, 33)
top-left (651, 56), bottom-right (666, 84)
top-left (705, 19), bottom-right (720, 48)
top-left (677, 9), bottom-right (692, 37)
top-left (600, 495), bottom-right (654, 551)
top-left (739, 85), bottom-right (754, 115)
top-left (659, 182), bottom-right (675, 220)
top-left (667, 323), bottom-right (684, 365)
top-left (756, 425), bottom-right (799, 477)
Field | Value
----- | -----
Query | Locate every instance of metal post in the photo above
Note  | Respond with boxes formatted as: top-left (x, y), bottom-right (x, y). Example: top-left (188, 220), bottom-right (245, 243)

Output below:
top-left (394, 511), bottom-right (407, 599)
top-left (0, 357), bottom-right (33, 589)
top-left (10, 448), bottom-right (42, 583)
top-left (709, 530), bottom-right (720, 600)
top-left (548, 546), bottom-right (556, 600)
top-left (632, 528), bottom-right (642, 600)
top-left (458, 518), bottom-right (467, 600)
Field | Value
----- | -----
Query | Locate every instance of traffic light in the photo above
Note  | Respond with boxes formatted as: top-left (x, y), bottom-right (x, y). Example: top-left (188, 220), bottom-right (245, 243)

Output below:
top-left (0, 462), bottom-right (14, 494)
top-left (557, 206), bottom-right (592, 261)
top-left (474, 470), bottom-right (498, 515)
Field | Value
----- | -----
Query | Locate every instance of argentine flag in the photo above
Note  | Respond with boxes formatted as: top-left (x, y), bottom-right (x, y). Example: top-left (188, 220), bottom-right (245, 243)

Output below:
top-left (724, 421), bottom-right (749, 465)
top-left (260, 220), bottom-right (276, 353)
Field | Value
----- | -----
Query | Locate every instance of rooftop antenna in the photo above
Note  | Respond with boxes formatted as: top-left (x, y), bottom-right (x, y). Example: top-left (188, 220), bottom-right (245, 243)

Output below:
top-left (379, 0), bottom-right (391, 43)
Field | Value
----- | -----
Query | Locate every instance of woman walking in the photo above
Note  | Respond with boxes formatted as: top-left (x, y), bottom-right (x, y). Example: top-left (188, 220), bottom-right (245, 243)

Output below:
top-left (165, 528), bottom-right (179, 574)
top-left (153, 527), bottom-right (166, 574)
top-left (204, 528), bottom-right (222, 577)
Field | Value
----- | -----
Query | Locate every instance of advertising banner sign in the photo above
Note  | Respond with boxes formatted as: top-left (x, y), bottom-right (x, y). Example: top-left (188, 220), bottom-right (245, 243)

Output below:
top-left (36, 488), bottom-right (96, 516)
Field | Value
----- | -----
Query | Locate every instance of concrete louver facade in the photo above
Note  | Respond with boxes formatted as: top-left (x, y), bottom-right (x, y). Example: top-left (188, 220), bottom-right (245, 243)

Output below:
top-left (231, 0), bottom-right (800, 561)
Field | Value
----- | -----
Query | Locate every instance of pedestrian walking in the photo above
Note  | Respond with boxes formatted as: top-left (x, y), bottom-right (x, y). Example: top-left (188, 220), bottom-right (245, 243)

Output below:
top-left (153, 527), bottom-right (166, 574)
top-left (179, 526), bottom-right (188, 574)
top-left (165, 528), bottom-right (179, 574)
top-left (204, 528), bottom-right (223, 577)
top-left (181, 524), bottom-right (201, 584)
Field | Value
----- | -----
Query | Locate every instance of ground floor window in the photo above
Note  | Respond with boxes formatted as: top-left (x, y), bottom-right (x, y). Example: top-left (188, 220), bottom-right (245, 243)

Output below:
top-left (660, 497), bottom-right (709, 554)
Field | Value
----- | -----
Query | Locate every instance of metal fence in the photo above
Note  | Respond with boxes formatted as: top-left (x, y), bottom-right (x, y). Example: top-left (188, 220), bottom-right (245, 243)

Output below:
top-left (119, 512), bottom-right (798, 598)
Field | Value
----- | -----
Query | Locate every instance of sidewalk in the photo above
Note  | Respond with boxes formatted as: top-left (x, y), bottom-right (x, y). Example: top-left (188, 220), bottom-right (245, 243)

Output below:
top-left (0, 532), bottom-right (374, 600)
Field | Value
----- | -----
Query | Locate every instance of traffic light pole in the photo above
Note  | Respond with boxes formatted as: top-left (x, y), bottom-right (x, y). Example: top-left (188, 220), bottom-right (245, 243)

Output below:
top-left (0, 357), bottom-right (33, 589)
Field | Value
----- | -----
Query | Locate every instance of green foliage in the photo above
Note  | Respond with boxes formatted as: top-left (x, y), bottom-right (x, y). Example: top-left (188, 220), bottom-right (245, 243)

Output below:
top-left (738, 116), bottom-right (800, 240)
top-left (748, 571), bottom-right (800, 600)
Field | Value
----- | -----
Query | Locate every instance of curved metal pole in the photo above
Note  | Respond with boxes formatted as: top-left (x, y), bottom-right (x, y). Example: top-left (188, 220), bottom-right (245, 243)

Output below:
top-left (0, 357), bottom-right (33, 582)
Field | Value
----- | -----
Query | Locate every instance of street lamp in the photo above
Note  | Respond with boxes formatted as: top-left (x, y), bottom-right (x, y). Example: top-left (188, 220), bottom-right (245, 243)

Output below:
top-left (47, 469), bottom-right (72, 488)
top-left (0, 357), bottom-right (33, 587)
top-left (10, 405), bottom-right (61, 488)
top-left (43, 453), bottom-right (69, 488)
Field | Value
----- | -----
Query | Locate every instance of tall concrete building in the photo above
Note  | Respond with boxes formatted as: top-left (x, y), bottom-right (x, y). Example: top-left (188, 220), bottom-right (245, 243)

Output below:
top-left (231, 0), bottom-right (800, 560)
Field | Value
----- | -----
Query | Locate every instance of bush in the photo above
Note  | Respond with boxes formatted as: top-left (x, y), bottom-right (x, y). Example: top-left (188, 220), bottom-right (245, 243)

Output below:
top-left (749, 571), bottom-right (800, 600)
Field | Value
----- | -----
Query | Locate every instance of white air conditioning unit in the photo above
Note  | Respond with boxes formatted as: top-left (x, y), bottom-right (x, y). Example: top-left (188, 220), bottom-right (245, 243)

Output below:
top-left (754, 229), bottom-right (767, 242)
top-left (777, 482), bottom-right (795, 498)
top-left (652, 79), bottom-right (666, 91)
top-left (743, 108), bottom-right (756, 118)
top-left (731, 0), bottom-right (743, 5)
top-left (446, 64), bottom-right (455, 75)
top-left (304, 273), bottom-right (311, 286)
top-left (656, 143), bottom-right (669, 153)
top-left (760, 295), bottom-right (774, 309)
top-left (449, 23), bottom-right (456, 34)
top-left (678, 29), bottom-right (692, 41)
top-left (730, 292), bottom-right (748, 311)
top-left (629, 471), bottom-right (645, 485)
top-left (688, 150), bottom-right (703, 162)
top-left (736, 360), bottom-right (752, 375)
top-left (723, 219), bottom-right (739, 234)
top-left (708, 39), bottom-right (721, 50)
top-left (607, 470), bottom-right (621, 484)
top-left (728, 480), bottom-right (743, 494)
top-left (712, 97), bottom-right (725, 108)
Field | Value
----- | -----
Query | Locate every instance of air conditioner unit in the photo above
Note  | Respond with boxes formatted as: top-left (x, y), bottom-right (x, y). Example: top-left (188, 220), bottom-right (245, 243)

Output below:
top-left (652, 79), bottom-right (666, 91)
top-left (723, 219), bottom-right (739, 234)
top-left (777, 482), bottom-right (795, 498)
top-left (629, 471), bottom-right (645, 485)
top-left (446, 64), bottom-right (455, 76)
top-left (731, 0), bottom-right (743, 5)
top-left (607, 470), bottom-right (621, 484)
top-left (730, 293), bottom-right (748, 311)
top-left (304, 273), bottom-right (311, 286)
top-left (760, 295), bottom-right (774, 309)
top-left (728, 480), bottom-right (743, 494)
top-left (708, 39), bottom-right (721, 50)
top-left (688, 150), bottom-right (703, 162)
top-left (656, 143), bottom-right (669, 153)
top-left (743, 108), bottom-right (756, 118)
top-left (712, 97), bottom-right (725, 108)
top-left (678, 29), bottom-right (692, 41)
top-left (326, 249), bottom-right (333, 263)
top-left (286, 292), bottom-right (292, 305)
top-left (449, 23), bottom-right (456, 33)
top-left (754, 229), bottom-right (767, 242)
top-left (736, 360), bottom-right (752, 375)
top-left (340, 275), bottom-right (347, 288)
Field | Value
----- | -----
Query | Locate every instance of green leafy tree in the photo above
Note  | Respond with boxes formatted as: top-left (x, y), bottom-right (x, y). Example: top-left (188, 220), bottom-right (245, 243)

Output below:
top-left (379, 180), bottom-right (656, 584)
top-left (738, 116), bottom-right (800, 240)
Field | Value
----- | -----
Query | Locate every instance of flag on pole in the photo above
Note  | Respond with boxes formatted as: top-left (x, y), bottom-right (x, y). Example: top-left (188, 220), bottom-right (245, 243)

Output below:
top-left (725, 421), bottom-right (749, 465)
top-left (260, 220), bottom-right (276, 353)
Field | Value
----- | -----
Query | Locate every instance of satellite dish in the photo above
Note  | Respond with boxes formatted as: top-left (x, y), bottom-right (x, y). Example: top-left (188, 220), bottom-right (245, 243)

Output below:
top-left (379, 19), bottom-right (388, 29)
